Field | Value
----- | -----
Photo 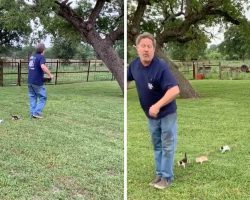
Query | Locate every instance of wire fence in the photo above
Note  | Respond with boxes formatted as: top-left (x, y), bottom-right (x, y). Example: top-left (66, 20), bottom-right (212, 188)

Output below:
top-left (0, 59), bottom-right (114, 86)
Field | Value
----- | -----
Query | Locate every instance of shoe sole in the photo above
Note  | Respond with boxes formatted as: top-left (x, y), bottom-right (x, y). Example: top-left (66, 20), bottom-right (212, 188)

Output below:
top-left (32, 115), bottom-right (43, 119)
top-left (153, 185), bottom-right (167, 189)
top-left (149, 181), bottom-right (161, 187)
top-left (153, 182), bottom-right (171, 189)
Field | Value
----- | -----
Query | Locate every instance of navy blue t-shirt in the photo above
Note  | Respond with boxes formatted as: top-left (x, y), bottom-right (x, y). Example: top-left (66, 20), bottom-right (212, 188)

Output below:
top-left (128, 57), bottom-right (178, 119)
top-left (28, 53), bottom-right (46, 86)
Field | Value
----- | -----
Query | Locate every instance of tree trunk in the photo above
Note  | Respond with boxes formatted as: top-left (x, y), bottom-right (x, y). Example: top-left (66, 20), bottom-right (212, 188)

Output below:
top-left (85, 31), bottom-right (124, 93)
top-left (156, 48), bottom-right (199, 98)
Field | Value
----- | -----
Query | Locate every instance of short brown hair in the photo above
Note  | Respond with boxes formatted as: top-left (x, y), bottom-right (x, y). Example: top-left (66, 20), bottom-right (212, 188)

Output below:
top-left (36, 43), bottom-right (45, 53)
top-left (135, 32), bottom-right (156, 48)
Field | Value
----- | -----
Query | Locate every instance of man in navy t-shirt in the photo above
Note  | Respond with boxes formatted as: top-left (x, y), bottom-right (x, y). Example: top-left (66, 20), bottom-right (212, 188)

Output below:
top-left (128, 32), bottom-right (180, 189)
top-left (28, 43), bottom-right (53, 119)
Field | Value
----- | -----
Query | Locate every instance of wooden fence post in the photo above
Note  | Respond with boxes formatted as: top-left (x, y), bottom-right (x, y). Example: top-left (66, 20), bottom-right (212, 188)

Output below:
top-left (17, 61), bottom-right (21, 86)
top-left (202, 62), bottom-right (206, 75)
top-left (0, 59), bottom-right (3, 86)
top-left (55, 60), bottom-right (59, 85)
top-left (192, 61), bottom-right (196, 79)
top-left (87, 60), bottom-right (91, 82)
top-left (219, 62), bottom-right (222, 79)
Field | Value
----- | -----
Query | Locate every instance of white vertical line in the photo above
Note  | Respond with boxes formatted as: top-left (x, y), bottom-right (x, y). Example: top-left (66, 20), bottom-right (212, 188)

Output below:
top-left (124, 0), bottom-right (127, 199)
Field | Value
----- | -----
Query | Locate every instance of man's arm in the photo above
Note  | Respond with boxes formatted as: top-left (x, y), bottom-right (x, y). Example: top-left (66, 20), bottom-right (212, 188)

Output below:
top-left (149, 85), bottom-right (180, 118)
top-left (41, 64), bottom-right (53, 78)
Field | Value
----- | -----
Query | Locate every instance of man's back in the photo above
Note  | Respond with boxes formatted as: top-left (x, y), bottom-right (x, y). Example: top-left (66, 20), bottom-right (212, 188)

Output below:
top-left (28, 53), bottom-right (45, 86)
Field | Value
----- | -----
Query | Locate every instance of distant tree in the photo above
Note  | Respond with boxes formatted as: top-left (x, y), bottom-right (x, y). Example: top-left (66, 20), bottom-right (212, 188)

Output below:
top-left (51, 36), bottom-right (77, 61)
top-left (219, 24), bottom-right (250, 60)
top-left (74, 43), bottom-right (95, 61)
top-left (167, 36), bottom-right (208, 61)
top-left (15, 46), bottom-right (34, 59)
top-left (205, 45), bottom-right (223, 60)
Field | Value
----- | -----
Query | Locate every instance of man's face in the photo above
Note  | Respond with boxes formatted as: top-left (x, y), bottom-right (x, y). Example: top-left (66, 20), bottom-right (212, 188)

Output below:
top-left (136, 38), bottom-right (155, 66)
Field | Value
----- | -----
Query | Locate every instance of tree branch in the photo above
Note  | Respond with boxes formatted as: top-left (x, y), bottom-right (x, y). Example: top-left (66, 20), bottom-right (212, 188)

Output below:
top-left (55, 0), bottom-right (87, 33)
top-left (157, 0), bottom-right (241, 45)
top-left (107, 24), bottom-right (124, 44)
top-left (128, 0), bottom-right (150, 44)
top-left (208, 9), bottom-right (240, 25)
top-left (88, 0), bottom-right (106, 24)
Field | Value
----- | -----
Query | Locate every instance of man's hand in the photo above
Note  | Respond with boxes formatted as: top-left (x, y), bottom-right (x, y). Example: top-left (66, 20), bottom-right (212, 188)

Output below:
top-left (149, 104), bottom-right (160, 118)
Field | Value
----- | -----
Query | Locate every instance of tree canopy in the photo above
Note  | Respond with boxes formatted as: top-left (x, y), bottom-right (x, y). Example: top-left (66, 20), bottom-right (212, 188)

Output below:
top-left (0, 1), bottom-right (31, 52)
top-left (219, 22), bottom-right (250, 60)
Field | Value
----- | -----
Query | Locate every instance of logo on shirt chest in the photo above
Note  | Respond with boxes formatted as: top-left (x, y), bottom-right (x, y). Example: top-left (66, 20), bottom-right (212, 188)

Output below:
top-left (147, 82), bottom-right (154, 90)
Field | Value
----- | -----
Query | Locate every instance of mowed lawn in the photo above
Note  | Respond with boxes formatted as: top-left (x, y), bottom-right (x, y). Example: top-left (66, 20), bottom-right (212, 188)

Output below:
top-left (0, 82), bottom-right (123, 200)
top-left (128, 80), bottom-right (250, 200)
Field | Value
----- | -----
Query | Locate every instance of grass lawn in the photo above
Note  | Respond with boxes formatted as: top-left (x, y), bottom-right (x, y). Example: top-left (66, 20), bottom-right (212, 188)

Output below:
top-left (0, 81), bottom-right (123, 200)
top-left (128, 80), bottom-right (250, 200)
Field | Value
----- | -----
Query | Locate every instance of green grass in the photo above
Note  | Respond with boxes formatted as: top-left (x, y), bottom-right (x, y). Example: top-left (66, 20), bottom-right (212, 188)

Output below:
top-left (128, 80), bottom-right (250, 200)
top-left (0, 82), bottom-right (123, 200)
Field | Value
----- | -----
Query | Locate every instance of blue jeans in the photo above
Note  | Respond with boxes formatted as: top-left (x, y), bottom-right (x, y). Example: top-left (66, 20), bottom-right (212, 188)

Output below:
top-left (148, 112), bottom-right (177, 181)
top-left (28, 84), bottom-right (47, 116)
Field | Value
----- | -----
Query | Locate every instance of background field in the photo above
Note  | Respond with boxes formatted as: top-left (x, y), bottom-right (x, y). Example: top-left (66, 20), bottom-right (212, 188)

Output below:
top-left (128, 80), bottom-right (250, 200)
top-left (0, 81), bottom-right (123, 200)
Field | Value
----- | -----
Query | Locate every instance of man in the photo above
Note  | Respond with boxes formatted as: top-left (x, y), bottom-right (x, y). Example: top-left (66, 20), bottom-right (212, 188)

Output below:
top-left (127, 32), bottom-right (180, 189)
top-left (28, 43), bottom-right (53, 119)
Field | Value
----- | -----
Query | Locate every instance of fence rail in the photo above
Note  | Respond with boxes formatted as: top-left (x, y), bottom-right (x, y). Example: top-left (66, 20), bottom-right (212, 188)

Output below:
top-left (0, 60), bottom-right (114, 86)
top-left (175, 60), bottom-right (250, 80)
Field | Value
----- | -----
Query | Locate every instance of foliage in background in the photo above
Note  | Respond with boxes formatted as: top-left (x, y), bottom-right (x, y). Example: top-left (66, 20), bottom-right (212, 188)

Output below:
top-left (0, 0), bottom-right (31, 52)
top-left (218, 22), bottom-right (250, 61)
top-left (205, 45), bottom-right (223, 60)
top-left (114, 40), bottom-right (124, 60)
top-left (166, 32), bottom-right (208, 61)
top-left (50, 36), bottom-right (77, 62)
top-left (74, 43), bottom-right (95, 61)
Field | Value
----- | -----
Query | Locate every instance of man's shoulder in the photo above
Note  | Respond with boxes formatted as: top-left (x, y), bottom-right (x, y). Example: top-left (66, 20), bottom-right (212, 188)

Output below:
top-left (152, 57), bottom-right (169, 72)
top-left (155, 57), bottom-right (169, 67)
top-left (129, 57), bottom-right (140, 67)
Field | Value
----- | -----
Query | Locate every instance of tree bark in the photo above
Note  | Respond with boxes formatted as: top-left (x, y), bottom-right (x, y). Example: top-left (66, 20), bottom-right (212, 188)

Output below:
top-left (156, 48), bottom-right (198, 98)
top-left (88, 32), bottom-right (124, 92)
